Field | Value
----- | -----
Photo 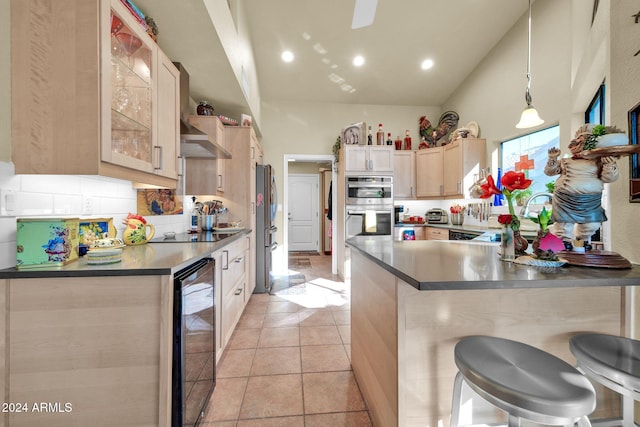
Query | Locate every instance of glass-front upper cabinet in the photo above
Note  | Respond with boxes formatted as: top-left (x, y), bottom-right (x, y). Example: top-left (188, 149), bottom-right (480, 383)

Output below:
top-left (101, 0), bottom-right (156, 173)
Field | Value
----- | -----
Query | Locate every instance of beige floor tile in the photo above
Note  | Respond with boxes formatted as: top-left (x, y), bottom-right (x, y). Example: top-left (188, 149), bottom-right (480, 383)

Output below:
top-left (236, 416), bottom-right (304, 427)
top-left (301, 344), bottom-right (351, 373)
top-left (248, 293), bottom-right (271, 303)
top-left (267, 300), bottom-right (301, 313)
top-left (258, 326), bottom-right (300, 347)
top-left (299, 309), bottom-right (336, 326)
top-left (263, 312), bottom-right (300, 328)
top-left (327, 293), bottom-right (351, 310)
top-left (243, 301), bottom-right (269, 315)
top-left (337, 324), bottom-right (351, 344)
top-left (344, 344), bottom-right (351, 361)
top-left (331, 310), bottom-right (351, 325)
top-left (300, 325), bottom-right (342, 346)
top-left (202, 377), bottom-right (247, 422)
top-left (239, 374), bottom-right (303, 419)
top-left (199, 421), bottom-right (237, 427)
top-left (217, 348), bottom-right (256, 378)
top-left (305, 411), bottom-right (372, 427)
top-left (302, 371), bottom-right (367, 414)
top-left (236, 313), bottom-right (266, 329)
top-left (250, 346), bottom-right (301, 375)
top-left (227, 328), bottom-right (261, 349)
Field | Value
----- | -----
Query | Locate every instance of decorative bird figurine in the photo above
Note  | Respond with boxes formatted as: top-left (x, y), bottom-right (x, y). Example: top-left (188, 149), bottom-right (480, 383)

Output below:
top-left (419, 111), bottom-right (460, 147)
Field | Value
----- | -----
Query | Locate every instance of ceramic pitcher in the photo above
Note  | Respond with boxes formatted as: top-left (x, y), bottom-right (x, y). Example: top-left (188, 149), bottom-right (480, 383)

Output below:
top-left (122, 215), bottom-right (155, 245)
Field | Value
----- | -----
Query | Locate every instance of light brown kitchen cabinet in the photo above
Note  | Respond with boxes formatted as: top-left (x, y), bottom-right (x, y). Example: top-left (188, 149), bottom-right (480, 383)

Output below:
top-left (343, 146), bottom-right (394, 173)
top-left (11, 0), bottom-right (179, 188)
top-left (415, 139), bottom-right (486, 199)
top-left (415, 147), bottom-right (444, 198)
top-left (443, 138), bottom-right (486, 198)
top-left (426, 227), bottom-right (448, 240)
top-left (185, 116), bottom-right (226, 195)
top-left (394, 151), bottom-right (416, 199)
top-left (225, 126), bottom-right (262, 292)
top-left (216, 237), bottom-right (248, 349)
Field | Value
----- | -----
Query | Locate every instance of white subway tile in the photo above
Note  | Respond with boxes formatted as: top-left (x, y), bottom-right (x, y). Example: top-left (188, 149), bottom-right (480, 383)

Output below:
top-left (0, 241), bottom-right (15, 270)
top-left (21, 175), bottom-right (82, 194)
top-left (53, 194), bottom-right (83, 215)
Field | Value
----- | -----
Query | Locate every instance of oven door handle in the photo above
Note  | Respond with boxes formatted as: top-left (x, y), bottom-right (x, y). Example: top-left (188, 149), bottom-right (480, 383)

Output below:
top-left (347, 209), bottom-right (391, 215)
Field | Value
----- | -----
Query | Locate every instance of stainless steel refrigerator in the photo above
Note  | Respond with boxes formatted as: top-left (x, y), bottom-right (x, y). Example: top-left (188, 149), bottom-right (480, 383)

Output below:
top-left (255, 165), bottom-right (278, 293)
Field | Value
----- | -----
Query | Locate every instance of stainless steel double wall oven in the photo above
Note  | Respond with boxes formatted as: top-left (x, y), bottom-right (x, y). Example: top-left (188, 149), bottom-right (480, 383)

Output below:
top-left (345, 175), bottom-right (394, 239)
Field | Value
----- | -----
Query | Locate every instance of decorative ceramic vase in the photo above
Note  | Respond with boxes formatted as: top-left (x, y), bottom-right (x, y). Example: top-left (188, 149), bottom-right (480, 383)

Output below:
top-left (513, 229), bottom-right (529, 255)
top-left (501, 225), bottom-right (515, 261)
top-left (122, 217), bottom-right (155, 245)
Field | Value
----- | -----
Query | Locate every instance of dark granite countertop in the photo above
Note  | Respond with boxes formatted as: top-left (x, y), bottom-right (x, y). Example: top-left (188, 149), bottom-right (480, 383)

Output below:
top-left (0, 230), bottom-right (250, 279)
top-left (346, 236), bottom-right (640, 291)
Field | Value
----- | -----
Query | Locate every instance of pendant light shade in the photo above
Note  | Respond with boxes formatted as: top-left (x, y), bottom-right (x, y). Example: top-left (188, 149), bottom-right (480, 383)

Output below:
top-left (516, 0), bottom-right (544, 129)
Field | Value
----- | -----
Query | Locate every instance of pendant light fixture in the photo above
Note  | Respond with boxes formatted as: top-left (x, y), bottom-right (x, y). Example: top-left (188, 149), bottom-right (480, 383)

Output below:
top-left (516, 0), bottom-right (544, 129)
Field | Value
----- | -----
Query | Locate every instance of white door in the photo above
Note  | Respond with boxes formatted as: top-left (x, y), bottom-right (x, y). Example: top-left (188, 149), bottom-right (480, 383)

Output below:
top-left (288, 174), bottom-right (319, 251)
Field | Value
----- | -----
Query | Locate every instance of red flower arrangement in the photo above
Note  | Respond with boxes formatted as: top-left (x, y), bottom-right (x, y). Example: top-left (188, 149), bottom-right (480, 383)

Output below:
top-left (479, 171), bottom-right (532, 230)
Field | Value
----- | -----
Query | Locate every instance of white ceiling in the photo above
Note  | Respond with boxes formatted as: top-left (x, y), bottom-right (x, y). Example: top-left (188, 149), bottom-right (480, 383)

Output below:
top-left (135, 0), bottom-right (529, 113)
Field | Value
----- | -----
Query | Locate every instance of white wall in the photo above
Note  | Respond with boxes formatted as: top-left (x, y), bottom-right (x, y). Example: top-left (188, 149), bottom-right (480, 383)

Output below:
top-left (260, 100), bottom-right (441, 272)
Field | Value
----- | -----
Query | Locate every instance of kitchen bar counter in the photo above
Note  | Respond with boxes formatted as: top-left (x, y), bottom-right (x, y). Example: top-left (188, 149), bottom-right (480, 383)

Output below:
top-left (0, 229), bottom-right (249, 278)
top-left (346, 236), bottom-right (637, 427)
top-left (347, 235), bottom-right (640, 290)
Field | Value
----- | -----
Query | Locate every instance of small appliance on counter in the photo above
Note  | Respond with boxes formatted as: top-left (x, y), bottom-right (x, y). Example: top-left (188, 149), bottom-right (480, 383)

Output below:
top-left (426, 208), bottom-right (449, 224)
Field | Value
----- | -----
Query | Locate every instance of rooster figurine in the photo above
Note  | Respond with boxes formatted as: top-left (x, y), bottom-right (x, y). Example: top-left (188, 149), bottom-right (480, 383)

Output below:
top-left (419, 111), bottom-right (460, 147)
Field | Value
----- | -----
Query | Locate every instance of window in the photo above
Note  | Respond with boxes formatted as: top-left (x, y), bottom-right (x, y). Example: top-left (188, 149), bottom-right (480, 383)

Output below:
top-left (585, 83), bottom-right (605, 125)
top-left (500, 125), bottom-right (560, 194)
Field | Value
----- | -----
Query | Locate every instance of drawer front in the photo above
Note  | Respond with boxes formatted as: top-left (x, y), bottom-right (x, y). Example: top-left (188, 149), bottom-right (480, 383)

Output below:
top-left (220, 238), bottom-right (248, 297)
top-left (427, 228), bottom-right (448, 240)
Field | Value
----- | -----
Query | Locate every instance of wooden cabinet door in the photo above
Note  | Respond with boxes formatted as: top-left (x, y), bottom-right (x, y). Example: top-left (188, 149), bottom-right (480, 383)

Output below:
top-left (394, 151), bottom-right (415, 199)
top-left (369, 146), bottom-right (394, 172)
top-left (156, 51), bottom-right (180, 179)
top-left (443, 138), bottom-right (486, 198)
top-left (443, 142), bottom-right (462, 196)
top-left (416, 148), bottom-right (443, 198)
top-left (344, 146), bottom-right (369, 172)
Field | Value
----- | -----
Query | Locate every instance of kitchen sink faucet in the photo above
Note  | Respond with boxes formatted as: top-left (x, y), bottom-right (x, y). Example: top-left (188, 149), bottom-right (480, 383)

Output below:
top-left (519, 192), bottom-right (553, 218)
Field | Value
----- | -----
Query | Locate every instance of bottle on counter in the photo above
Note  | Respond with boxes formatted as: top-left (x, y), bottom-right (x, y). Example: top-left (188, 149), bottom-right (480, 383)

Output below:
top-left (386, 132), bottom-right (393, 146)
top-left (395, 135), bottom-right (402, 150)
top-left (376, 123), bottom-right (385, 145)
top-left (367, 126), bottom-right (373, 145)
top-left (189, 196), bottom-right (199, 233)
top-left (403, 129), bottom-right (412, 150)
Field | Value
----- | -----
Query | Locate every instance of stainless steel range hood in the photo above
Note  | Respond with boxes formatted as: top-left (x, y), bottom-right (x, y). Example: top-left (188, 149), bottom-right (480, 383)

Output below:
top-left (175, 62), bottom-right (231, 159)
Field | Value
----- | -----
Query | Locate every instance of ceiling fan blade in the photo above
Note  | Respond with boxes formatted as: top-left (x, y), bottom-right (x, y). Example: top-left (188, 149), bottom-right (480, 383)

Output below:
top-left (351, 0), bottom-right (377, 29)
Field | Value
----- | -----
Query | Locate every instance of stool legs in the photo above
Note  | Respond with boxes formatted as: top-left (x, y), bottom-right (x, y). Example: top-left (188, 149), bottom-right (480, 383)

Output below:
top-left (450, 372), bottom-right (464, 427)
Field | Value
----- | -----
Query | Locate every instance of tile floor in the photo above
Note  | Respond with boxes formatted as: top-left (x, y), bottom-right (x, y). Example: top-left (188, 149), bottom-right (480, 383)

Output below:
top-left (201, 253), bottom-right (372, 426)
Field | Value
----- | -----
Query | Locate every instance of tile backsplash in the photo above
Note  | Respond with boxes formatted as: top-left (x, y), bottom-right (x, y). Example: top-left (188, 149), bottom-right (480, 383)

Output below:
top-left (0, 161), bottom-right (189, 270)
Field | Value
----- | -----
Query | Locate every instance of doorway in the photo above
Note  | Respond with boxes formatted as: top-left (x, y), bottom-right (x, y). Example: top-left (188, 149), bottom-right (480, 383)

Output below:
top-left (283, 154), bottom-right (337, 275)
top-left (288, 174), bottom-right (319, 252)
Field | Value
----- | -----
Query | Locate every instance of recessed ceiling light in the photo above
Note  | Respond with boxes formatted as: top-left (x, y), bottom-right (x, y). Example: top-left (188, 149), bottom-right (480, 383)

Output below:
top-left (421, 59), bottom-right (434, 70)
top-left (353, 55), bottom-right (365, 67)
top-left (281, 51), bottom-right (295, 63)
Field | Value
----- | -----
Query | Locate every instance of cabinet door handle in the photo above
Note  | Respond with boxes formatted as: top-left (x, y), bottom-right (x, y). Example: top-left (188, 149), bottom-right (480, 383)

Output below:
top-left (218, 174), bottom-right (223, 189)
top-left (440, 184), bottom-right (444, 195)
top-left (457, 182), bottom-right (461, 194)
top-left (234, 257), bottom-right (244, 263)
top-left (223, 250), bottom-right (229, 270)
top-left (153, 146), bottom-right (163, 170)
top-left (369, 159), bottom-right (373, 170)
top-left (411, 186), bottom-right (414, 197)
top-left (234, 288), bottom-right (243, 295)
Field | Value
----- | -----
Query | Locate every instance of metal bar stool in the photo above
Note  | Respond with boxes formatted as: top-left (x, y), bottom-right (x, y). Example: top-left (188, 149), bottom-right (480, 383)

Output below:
top-left (451, 336), bottom-right (596, 427)
top-left (570, 333), bottom-right (640, 427)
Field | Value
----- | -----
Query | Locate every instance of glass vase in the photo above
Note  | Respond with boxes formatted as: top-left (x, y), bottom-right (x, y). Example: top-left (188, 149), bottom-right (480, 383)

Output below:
top-left (501, 225), bottom-right (515, 261)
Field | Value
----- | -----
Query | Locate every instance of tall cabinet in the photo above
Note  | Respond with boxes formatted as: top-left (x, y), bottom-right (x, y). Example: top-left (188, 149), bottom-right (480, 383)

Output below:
top-left (224, 126), bottom-right (262, 295)
top-left (11, 0), bottom-right (180, 188)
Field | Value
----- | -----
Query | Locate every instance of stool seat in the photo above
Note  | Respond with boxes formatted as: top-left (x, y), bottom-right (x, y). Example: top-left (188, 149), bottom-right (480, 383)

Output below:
top-left (570, 333), bottom-right (640, 427)
top-left (454, 336), bottom-right (596, 425)
top-left (570, 333), bottom-right (640, 392)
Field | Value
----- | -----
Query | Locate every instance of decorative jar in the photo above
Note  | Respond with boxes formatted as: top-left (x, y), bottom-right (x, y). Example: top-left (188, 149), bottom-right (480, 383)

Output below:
top-left (500, 225), bottom-right (515, 261)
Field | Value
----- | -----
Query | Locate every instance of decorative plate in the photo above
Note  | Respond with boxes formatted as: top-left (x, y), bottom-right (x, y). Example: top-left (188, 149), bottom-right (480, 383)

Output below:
top-left (513, 255), bottom-right (567, 268)
top-left (579, 144), bottom-right (640, 160)
top-left (465, 121), bottom-right (480, 138)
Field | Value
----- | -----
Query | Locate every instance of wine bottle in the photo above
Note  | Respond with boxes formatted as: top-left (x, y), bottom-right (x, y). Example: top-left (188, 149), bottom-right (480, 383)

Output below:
top-left (377, 124), bottom-right (385, 145)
